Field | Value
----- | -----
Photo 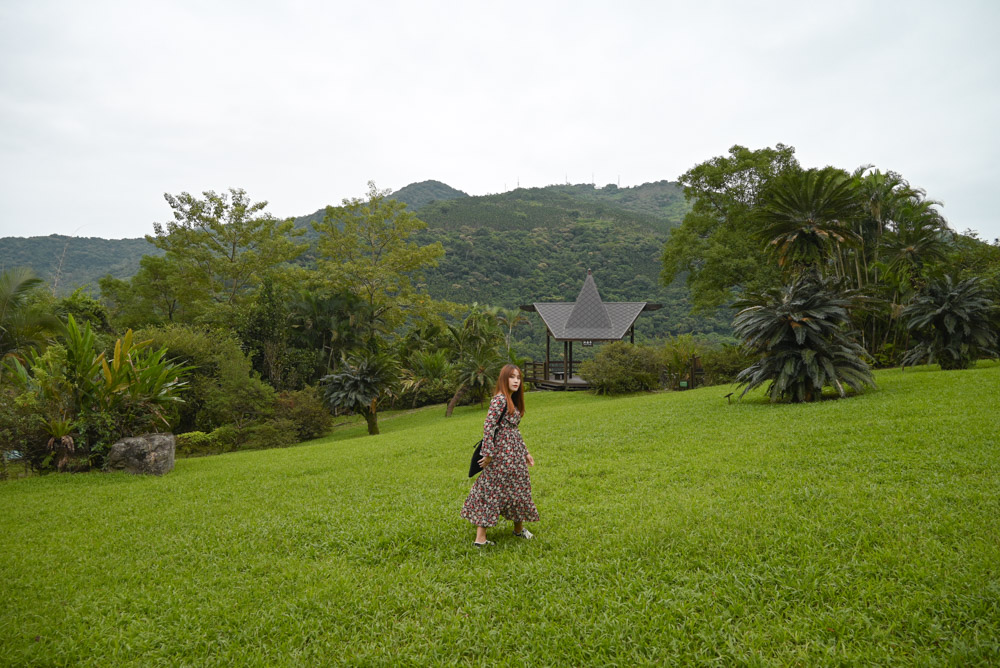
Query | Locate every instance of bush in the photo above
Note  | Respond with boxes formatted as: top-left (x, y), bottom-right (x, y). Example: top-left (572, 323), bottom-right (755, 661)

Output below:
top-left (241, 419), bottom-right (299, 450)
top-left (579, 341), bottom-right (663, 395)
top-left (175, 431), bottom-right (215, 457)
top-left (699, 344), bottom-right (760, 386)
top-left (139, 324), bottom-right (274, 433)
top-left (275, 387), bottom-right (332, 441)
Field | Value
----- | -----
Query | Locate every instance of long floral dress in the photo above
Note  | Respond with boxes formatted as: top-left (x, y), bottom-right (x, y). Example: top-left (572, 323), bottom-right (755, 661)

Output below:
top-left (461, 393), bottom-right (539, 527)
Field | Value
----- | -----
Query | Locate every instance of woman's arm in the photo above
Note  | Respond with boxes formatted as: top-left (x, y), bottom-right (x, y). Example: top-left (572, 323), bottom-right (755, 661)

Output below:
top-left (480, 394), bottom-right (506, 459)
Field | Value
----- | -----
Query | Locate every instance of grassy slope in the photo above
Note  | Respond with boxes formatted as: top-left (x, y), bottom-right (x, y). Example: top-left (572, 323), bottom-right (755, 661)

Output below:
top-left (1, 364), bottom-right (999, 665)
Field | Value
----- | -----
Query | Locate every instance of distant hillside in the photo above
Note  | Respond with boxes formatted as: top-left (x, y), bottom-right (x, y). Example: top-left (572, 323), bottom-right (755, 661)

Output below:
top-left (0, 234), bottom-right (159, 294)
top-left (391, 180), bottom-right (469, 210)
top-left (417, 181), bottom-right (685, 234)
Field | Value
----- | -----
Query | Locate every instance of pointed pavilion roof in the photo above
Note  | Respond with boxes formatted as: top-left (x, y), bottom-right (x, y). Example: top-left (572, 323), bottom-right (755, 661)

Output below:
top-left (520, 271), bottom-right (661, 341)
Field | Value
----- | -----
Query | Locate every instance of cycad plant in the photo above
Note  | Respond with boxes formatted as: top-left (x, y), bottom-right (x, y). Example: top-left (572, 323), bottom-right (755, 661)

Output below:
top-left (321, 348), bottom-right (399, 435)
top-left (733, 273), bottom-right (876, 402)
top-left (902, 276), bottom-right (997, 370)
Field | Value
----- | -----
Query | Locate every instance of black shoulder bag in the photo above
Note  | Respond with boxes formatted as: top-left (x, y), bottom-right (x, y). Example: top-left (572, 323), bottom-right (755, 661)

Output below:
top-left (468, 397), bottom-right (507, 478)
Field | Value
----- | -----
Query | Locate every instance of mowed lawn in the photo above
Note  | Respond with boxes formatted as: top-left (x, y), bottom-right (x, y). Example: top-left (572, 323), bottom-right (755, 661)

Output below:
top-left (2, 363), bottom-right (999, 666)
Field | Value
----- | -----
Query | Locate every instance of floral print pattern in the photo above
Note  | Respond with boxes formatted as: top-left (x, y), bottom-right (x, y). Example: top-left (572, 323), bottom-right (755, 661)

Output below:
top-left (461, 393), bottom-right (539, 527)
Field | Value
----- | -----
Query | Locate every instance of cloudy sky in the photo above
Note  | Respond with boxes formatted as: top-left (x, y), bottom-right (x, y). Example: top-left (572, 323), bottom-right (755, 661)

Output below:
top-left (2, 0), bottom-right (999, 241)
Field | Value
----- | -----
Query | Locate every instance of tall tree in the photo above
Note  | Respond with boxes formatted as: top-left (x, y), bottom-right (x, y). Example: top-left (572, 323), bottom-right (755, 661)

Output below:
top-left (146, 188), bottom-right (307, 315)
top-left (312, 181), bottom-right (444, 345)
top-left (661, 144), bottom-right (797, 308)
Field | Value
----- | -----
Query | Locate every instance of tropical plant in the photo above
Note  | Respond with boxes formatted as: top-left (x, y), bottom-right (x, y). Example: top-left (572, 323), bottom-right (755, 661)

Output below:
top-left (5, 315), bottom-right (191, 469)
top-left (0, 267), bottom-right (60, 364)
top-left (399, 349), bottom-right (452, 408)
top-left (902, 276), bottom-right (998, 370)
top-left (733, 273), bottom-right (876, 402)
top-left (321, 349), bottom-right (399, 435)
top-left (757, 167), bottom-right (860, 274)
top-left (444, 305), bottom-right (507, 416)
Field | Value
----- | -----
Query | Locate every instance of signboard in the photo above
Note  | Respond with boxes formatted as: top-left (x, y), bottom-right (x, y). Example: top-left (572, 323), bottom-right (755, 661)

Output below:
top-left (582, 340), bottom-right (593, 347)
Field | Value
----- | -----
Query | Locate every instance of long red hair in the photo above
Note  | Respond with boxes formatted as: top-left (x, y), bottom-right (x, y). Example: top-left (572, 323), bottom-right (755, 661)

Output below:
top-left (494, 364), bottom-right (525, 416)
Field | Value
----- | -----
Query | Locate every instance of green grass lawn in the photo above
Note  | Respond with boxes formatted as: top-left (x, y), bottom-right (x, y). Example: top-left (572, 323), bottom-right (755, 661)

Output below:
top-left (2, 363), bottom-right (999, 666)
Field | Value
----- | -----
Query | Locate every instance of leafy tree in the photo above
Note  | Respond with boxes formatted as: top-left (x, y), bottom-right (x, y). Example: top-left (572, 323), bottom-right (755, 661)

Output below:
top-left (99, 254), bottom-right (204, 329)
top-left (139, 324), bottom-right (274, 433)
top-left (321, 348), bottom-right (399, 435)
top-left (0, 267), bottom-right (60, 364)
top-left (146, 188), bottom-right (307, 320)
top-left (312, 181), bottom-right (444, 344)
top-left (661, 144), bottom-right (798, 308)
top-left (902, 276), bottom-right (998, 370)
top-left (733, 273), bottom-right (875, 402)
top-left (286, 288), bottom-right (367, 377)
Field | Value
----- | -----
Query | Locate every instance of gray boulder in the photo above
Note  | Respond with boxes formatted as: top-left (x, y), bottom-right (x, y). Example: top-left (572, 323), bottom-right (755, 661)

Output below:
top-left (106, 433), bottom-right (175, 475)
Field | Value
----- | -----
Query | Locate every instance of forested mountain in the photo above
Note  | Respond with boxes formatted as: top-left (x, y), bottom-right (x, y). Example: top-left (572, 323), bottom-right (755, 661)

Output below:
top-left (0, 234), bottom-right (161, 295)
top-left (0, 180), bottom-right (731, 348)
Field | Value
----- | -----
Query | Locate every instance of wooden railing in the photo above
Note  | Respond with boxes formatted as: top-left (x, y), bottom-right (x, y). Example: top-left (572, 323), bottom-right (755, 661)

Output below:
top-left (523, 360), bottom-right (583, 383)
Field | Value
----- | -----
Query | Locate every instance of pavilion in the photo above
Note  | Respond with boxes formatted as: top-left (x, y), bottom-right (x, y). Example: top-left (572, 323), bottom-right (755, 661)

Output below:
top-left (520, 271), bottom-right (661, 390)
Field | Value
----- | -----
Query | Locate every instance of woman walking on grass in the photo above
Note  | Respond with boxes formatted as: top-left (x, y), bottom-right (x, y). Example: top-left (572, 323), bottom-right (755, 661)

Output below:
top-left (461, 364), bottom-right (539, 547)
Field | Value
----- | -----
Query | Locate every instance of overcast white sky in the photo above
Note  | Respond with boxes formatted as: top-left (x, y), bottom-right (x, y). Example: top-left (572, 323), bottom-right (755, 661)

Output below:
top-left (2, 0), bottom-right (999, 241)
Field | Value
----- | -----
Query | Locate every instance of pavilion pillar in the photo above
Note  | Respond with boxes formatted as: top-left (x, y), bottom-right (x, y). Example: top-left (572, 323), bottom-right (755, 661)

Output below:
top-left (545, 331), bottom-right (551, 380)
top-left (630, 325), bottom-right (634, 344)
top-left (563, 341), bottom-right (569, 388)
top-left (569, 341), bottom-right (574, 383)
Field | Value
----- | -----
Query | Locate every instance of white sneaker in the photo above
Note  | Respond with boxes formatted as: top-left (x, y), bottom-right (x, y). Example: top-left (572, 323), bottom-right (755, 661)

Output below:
top-left (513, 529), bottom-right (534, 540)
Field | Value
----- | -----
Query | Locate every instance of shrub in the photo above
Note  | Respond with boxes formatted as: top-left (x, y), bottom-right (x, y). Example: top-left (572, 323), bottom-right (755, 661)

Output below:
top-left (733, 273), bottom-right (875, 402)
top-left (241, 419), bottom-right (299, 450)
top-left (275, 387), bottom-right (332, 441)
top-left (699, 344), bottom-right (760, 386)
top-left (579, 341), bottom-right (662, 395)
top-left (902, 276), bottom-right (998, 370)
top-left (175, 431), bottom-right (215, 457)
top-left (139, 324), bottom-right (274, 433)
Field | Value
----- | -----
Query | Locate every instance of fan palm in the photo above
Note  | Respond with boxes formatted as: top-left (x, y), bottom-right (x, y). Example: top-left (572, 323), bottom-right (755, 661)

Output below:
top-left (902, 276), bottom-right (997, 370)
top-left (733, 273), bottom-right (875, 402)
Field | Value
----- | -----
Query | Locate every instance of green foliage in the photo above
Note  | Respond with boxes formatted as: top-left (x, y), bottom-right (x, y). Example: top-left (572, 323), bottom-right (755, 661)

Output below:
top-left (734, 273), bottom-right (876, 402)
top-left (1, 364), bottom-right (999, 663)
top-left (444, 305), bottom-right (507, 414)
top-left (902, 276), bottom-right (998, 370)
top-left (313, 182), bottom-right (444, 344)
top-left (579, 341), bottom-right (662, 394)
top-left (138, 324), bottom-right (272, 433)
top-left (275, 387), bottom-right (333, 441)
top-left (388, 180), bottom-right (469, 210)
top-left (321, 349), bottom-right (400, 435)
top-left (0, 267), bottom-right (60, 364)
top-left (146, 188), bottom-right (308, 322)
top-left (0, 235), bottom-right (158, 297)
top-left (240, 419), bottom-right (299, 451)
top-left (4, 315), bottom-right (190, 469)
top-left (662, 144), bottom-right (798, 309)
top-left (699, 344), bottom-right (760, 386)
top-left (757, 166), bottom-right (860, 273)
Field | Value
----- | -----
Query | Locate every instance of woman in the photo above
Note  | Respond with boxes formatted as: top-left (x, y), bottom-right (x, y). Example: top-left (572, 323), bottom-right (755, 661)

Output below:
top-left (460, 364), bottom-right (539, 546)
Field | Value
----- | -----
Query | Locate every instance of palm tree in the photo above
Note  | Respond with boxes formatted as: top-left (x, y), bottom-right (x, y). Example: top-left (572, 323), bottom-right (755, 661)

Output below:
top-left (757, 167), bottom-right (861, 276)
top-left (733, 273), bottom-right (876, 402)
top-left (495, 307), bottom-right (530, 354)
top-left (0, 267), bottom-right (59, 364)
top-left (902, 276), bottom-right (997, 370)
